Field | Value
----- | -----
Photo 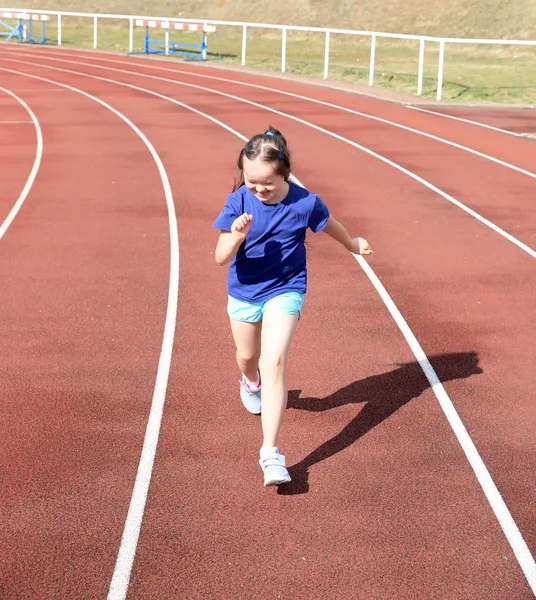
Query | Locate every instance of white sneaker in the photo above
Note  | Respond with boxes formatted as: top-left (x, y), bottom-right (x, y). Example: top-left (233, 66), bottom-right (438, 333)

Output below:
top-left (259, 447), bottom-right (291, 486)
top-left (239, 372), bottom-right (262, 414)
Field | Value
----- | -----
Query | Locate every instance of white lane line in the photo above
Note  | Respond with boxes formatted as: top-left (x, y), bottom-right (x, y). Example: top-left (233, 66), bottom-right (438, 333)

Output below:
top-left (353, 253), bottom-right (536, 595)
top-left (1, 54), bottom-right (535, 261)
top-left (4, 60), bottom-right (536, 597)
top-left (0, 67), bottom-right (180, 600)
top-left (0, 119), bottom-right (34, 123)
top-left (0, 87), bottom-right (42, 241)
top-left (5, 47), bottom-right (535, 180)
top-left (0, 88), bottom-right (68, 93)
top-left (406, 106), bottom-right (522, 137)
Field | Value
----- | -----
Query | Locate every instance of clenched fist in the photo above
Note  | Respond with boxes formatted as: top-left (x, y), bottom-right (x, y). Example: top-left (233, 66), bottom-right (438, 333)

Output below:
top-left (231, 213), bottom-right (253, 243)
top-left (350, 237), bottom-right (373, 255)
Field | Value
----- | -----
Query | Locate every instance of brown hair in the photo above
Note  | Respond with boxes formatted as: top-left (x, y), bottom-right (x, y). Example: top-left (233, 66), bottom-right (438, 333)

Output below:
top-left (232, 126), bottom-right (291, 192)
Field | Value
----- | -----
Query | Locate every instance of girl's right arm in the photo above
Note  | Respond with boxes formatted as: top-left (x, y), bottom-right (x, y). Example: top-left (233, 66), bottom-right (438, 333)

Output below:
top-left (215, 213), bottom-right (253, 266)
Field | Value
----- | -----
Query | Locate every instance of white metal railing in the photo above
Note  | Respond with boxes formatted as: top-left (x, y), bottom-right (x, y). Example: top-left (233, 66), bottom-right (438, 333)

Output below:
top-left (1, 7), bottom-right (536, 100)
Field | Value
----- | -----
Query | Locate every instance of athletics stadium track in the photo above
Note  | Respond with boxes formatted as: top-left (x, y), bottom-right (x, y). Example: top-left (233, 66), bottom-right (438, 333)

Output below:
top-left (0, 45), bottom-right (534, 600)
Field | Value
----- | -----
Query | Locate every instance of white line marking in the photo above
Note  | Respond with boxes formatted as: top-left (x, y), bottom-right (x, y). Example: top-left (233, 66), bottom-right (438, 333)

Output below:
top-left (353, 253), bottom-right (536, 595)
top-left (1, 53), bottom-right (535, 260)
top-left (0, 119), bottom-right (34, 123)
top-left (0, 86), bottom-right (68, 93)
top-left (0, 87), bottom-right (42, 241)
top-left (2, 58), bottom-right (535, 596)
top-left (5, 47), bottom-right (536, 181)
top-left (406, 105), bottom-right (522, 137)
top-left (0, 66), bottom-right (180, 600)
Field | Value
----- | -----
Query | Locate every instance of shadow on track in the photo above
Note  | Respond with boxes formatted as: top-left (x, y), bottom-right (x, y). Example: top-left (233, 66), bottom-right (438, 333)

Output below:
top-left (279, 351), bottom-right (482, 495)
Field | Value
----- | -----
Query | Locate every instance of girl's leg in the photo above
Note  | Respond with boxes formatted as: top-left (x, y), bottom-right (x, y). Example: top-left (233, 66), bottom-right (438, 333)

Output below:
top-left (259, 310), bottom-right (299, 447)
top-left (229, 319), bottom-right (262, 382)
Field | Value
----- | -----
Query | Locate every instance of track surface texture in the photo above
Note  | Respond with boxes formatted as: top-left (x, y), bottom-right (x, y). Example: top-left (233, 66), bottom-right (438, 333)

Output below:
top-left (1, 45), bottom-right (535, 600)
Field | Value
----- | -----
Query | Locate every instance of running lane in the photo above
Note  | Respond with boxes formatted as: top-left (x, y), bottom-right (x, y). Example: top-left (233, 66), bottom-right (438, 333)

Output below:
top-left (0, 84), bottom-right (38, 228)
top-left (409, 106), bottom-right (536, 135)
top-left (0, 51), bottom-right (534, 599)
top-left (0, 67), bottom-right (171, 598)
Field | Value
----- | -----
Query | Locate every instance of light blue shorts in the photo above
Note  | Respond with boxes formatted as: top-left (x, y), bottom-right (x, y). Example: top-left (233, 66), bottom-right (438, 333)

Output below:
top-left (228, 292), bottom-right (304, 323)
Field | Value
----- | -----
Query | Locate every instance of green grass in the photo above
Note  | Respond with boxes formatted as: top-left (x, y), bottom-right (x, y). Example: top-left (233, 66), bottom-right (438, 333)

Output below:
top-left (3, 5), bottom-right (536, 104)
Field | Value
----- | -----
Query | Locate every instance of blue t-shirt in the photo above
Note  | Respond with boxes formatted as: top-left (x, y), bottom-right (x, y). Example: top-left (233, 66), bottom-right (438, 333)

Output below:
top-left (212, 181), bottom-right (330, 302)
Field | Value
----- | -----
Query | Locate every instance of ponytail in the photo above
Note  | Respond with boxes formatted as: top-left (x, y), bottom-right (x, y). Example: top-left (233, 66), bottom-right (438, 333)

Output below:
top-left (231, 126), bottom-right (291, 192)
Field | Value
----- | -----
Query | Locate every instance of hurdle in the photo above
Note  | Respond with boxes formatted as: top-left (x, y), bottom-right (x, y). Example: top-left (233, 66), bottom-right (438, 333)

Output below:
top-left (0, 11), bottom-right (49, 44)
top-left (0, 12), bottom-right (19, 41)
top-left (134, 20), bottom-right (216, 60)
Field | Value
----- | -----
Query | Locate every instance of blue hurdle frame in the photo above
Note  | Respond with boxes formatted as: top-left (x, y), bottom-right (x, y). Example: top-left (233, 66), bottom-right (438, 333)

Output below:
top-left (25, 19), bottom-right (47, 44)
top-left (0, 18), bottom-right (19, 41)
top-left (137, 26), bottom-right (209, 60)
top-left (0, 17), bottom-right (47, 43)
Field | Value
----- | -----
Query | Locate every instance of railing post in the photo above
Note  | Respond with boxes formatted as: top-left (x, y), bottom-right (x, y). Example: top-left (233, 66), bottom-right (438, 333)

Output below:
top-left (15, 18), bottom-right (22, 42)
top-left (165, 29), bottom-right (169, 55)
top-left (129, 17), bottom-right (134, 53)
top-left (241, 24), bottom-right (247, 65)
top-left (368, 34), bottom-right (376, 86)
top-left (436, 39), bottom-right (445, 101)
top-left (417, 38), bottom-right (425, 95)
top-left (281, 27), bottom-right (287, 73)
top-left (323, 31), bottom-right (330, 79)
top-left (57, 13), bottom-right (62, 46)
top-left (201, 31), bottom-right (207, 60)
top-left (93, 15), bottom-right (98, 49)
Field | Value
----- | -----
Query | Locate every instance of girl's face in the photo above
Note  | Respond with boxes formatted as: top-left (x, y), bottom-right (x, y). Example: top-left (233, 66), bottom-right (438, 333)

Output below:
top-left (243, 157), bottom-right (288, 204)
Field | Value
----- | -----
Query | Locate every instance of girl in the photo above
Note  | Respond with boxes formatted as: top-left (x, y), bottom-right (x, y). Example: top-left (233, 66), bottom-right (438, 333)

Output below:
top-left (213, 126), bottom-right (372, 487)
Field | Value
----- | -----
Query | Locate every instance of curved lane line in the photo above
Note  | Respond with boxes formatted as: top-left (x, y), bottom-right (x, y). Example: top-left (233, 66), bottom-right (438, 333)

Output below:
top-left (3, 60), bottom-right (534, 595)
top-left (0, 66), bottom-right (180, 600)
top-left (5, 47), bottom-right (535, 180)
top-left (0, 86), bottom-right (43, 241)
top-left (1, 53), bottom-right (534, 260)
top-left (406, 106), bottom-right (522, 137)
top-left (353, 253), bottom-right (536, 595)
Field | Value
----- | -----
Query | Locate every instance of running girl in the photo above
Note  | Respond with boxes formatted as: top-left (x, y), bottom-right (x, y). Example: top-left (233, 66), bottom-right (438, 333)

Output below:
top-left (213, 126), bottom-right (372, 487)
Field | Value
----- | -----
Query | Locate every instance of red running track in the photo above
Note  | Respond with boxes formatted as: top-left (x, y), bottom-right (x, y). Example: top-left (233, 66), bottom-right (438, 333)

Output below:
top-left (0, 46), bottom-right (535, 599)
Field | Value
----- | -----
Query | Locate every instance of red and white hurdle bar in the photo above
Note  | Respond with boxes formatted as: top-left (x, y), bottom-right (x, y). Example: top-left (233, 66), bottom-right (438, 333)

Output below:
top-left (135, 20), bottom-right (215, 32)
top-left (0, 11), bottom-right (49, 20)
top-left (135, 20), bottom-right (216, 59)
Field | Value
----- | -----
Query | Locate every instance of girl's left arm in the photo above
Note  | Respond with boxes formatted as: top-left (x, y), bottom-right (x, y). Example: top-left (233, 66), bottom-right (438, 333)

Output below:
top-left (322, 216), bottom-right (372, 255)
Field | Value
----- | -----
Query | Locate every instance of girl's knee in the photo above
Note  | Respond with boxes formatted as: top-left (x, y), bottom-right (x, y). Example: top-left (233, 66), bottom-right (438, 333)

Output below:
top-left (237, 349), bottom-right (260, 365)
top-left (260, 355), bottom-right (286, 377)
